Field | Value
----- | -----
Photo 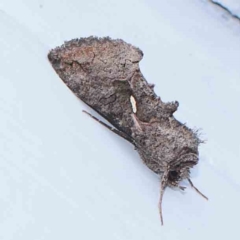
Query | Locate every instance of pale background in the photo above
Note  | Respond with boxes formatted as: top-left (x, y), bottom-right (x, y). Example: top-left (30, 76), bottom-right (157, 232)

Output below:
top-left (0, 0), bottom-right (240, 239)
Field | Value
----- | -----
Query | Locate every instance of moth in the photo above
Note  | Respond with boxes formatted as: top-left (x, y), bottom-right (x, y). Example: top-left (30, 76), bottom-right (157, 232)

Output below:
top-left (48, 37), bottom-right (208, 225)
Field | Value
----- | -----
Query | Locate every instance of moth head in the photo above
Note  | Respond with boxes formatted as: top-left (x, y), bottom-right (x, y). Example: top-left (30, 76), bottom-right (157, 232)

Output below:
top-left (167, 148), bottom-right (199, 187)
top-left (159, 149), bottom-right (207, 225)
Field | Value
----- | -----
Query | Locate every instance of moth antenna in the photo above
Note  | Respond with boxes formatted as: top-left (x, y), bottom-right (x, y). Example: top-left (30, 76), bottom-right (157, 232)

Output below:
top-left (159, 184), bottom-right (165, 225)
top-left (159, 170), bottom-right (168, 225)
top-left (188, 178), bottom-right (208, 201)
top-left (82, 110), bottom-right (133, 144)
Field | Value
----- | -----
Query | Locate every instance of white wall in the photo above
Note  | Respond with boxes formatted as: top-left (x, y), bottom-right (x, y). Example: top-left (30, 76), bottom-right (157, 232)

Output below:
top-left (0, 1), bottom-right (240, 239)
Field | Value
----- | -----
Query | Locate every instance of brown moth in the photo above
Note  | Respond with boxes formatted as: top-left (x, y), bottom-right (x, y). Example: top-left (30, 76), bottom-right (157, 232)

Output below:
top-left (48, 37), bottom-right (208, 225)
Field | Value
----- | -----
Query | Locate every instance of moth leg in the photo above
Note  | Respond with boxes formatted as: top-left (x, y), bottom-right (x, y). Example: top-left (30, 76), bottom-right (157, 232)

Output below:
top-left (188, 178), bottom-right (208, 200)
top-left (82, 110), bottom-right (133, 144)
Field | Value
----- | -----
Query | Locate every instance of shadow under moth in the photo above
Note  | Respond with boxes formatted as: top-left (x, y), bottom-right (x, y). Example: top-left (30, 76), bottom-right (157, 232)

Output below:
top-left (48, 37), bottom-right (208, 225)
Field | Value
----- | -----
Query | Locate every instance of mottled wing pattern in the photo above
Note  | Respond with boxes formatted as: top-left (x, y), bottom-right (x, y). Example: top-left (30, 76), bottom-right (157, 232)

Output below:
top-left (48, 37), bottom-right (142, 137)
top-left (48, 37), bottom-right (178, 138)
